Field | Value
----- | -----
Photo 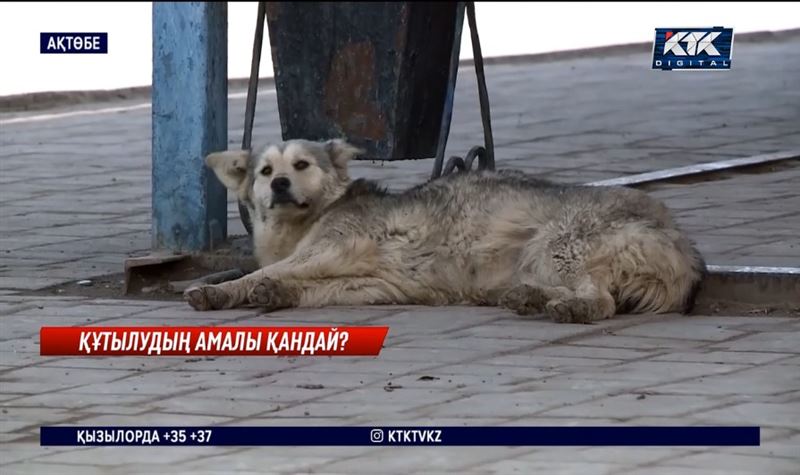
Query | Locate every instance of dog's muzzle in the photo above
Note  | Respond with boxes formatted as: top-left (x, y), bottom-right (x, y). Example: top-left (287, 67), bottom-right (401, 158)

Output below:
top-left (269, 177), bottom-right (308, 209)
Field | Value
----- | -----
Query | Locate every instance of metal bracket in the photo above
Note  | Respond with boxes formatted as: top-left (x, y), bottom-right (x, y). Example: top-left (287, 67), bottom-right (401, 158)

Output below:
top-left (430, 1), bottom-right (495, 179)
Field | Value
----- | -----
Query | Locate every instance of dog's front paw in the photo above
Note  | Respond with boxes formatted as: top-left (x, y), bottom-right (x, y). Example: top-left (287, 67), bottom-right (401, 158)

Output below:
top-left (184, 285), bottom-right (230, 311)
top-left (247, 278), bottom-right (297, 312)
top-left (545, 298), bottom-right (593, 324)
top-left (499, 284), bottom-right (549, 316)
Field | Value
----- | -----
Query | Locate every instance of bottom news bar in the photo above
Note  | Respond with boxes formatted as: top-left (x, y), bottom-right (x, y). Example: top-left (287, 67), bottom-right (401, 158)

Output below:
top-left (41, 426), bottom-right (760, 447)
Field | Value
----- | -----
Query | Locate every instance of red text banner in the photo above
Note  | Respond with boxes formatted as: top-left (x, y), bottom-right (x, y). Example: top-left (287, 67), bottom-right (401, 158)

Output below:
top-left (40, 326), bottom-right (389, 357)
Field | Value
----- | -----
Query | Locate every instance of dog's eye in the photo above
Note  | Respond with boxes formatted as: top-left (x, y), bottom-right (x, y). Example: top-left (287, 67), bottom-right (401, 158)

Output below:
top-left (260, 166), bottom-right (272, 176)
top-left (294, 160), bottom-right (310, 171)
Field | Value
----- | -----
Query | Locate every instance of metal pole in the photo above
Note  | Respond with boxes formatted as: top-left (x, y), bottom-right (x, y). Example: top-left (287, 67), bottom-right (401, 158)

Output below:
top-left (238, 1), bottom-right (268, 236)
top-left (152, 2), bottom-right (228, 251)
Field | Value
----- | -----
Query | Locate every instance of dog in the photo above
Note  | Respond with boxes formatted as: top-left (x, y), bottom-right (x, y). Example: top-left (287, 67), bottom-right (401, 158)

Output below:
top-left (184, 138), bottom-right (705, 323)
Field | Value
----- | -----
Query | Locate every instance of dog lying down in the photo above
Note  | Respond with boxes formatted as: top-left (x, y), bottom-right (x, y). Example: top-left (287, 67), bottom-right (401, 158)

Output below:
top-left (185, 138), bottom-right (705, 323)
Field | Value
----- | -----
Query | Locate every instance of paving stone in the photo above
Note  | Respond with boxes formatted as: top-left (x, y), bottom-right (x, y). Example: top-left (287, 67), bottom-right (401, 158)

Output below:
top-left (367, 307), bottom-right (508, 337)
top-left (1, 366), bottom-right (140, 386)
top-left (368, 346), bottom-right (496, 364)
top-left (481, 353), bottom-right (623, 371)
top-left (538, 360), bottom-right (751, 396)
top-left (217, 417), bottom-right (358, 427)
top-left (0, 407), bottom-right (83, 433)
top-left (320, 447), bottom-right (533, 473)
top-left (623, 467), bottom-right (752, 475)
top-left (613, 319), bottom-right (748, 341)
top-left (706, 332), bottom-right (800, 354)
top-left (269, 400), bottom-right (424, 418)
top-left (578, 446), bottom-right (694, 466)
top-left (315, 385), bottom-right (470, 409)
top-left (542, 341), bottom-right (668, 358)
top-left (174, 448), bottom-right (351, 474)
top-left (28, 446), bottom-right (238, 467)
top-left (0, 337), bottom-right (43, 354)
top-left (690, 402), bottom-right (800, 429)
top-left (714, 429), bottom-right (800, 460)
top-left (380, 367), bottom-right (559, 392)
top-left (648, 452), bottom-right (799, 475)
top-left (519, 374), bottom-right (654, 394)
top-left (418, 389), bottom-right (593, 418)
top-left (537, 393), bottom-right (733, 419)
top-left (275, 358), bottom-right (444, 377)
top-left (69, 413), bottom-right (235, 427)
top-left (0, 445), bottom-right (94, 468)
top-left (0, 277), bottom-right (73, 290)
top-left (445, 316), bottom-right (609, 341)
top-left (349, 416), bottom-right (507, 427)
top-left (567, 335), bottom-right (707, 352)
top-left (472, 458), bottom-right (633, 474)
top-left (475, 446), bottom-right (690, 472)
top-left (0, 379), bottom-right (85, 396)
top-left (38, 357), bottom-right (182, 371)
top-left (649, 350), bottom-right (794, 365)
top-left (774, 355), bottom-right (800, 366)
top-left (602, 360), bottom-right (750, 380)
top-left (144, 397), bottom-right (276, 418)
top-left (2, 302), bottom-right (139, 319)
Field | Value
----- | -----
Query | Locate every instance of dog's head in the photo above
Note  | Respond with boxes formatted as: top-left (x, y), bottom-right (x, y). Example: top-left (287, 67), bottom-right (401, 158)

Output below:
top-left (206, 138), bottom-right (362, 221)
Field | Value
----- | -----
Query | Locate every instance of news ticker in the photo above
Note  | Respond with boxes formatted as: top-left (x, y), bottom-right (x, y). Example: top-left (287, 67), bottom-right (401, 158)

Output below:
top-left (42, 426), bottom-right (760, 447)
top-left (39, 326), bottom-right (389, 357)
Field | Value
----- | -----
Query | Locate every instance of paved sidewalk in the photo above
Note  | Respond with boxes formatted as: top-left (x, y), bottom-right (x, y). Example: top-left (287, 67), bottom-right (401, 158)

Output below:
top-left (1, 298), bottom-right (799, 474)
top-left (1, 36), bottom-right (799, 473)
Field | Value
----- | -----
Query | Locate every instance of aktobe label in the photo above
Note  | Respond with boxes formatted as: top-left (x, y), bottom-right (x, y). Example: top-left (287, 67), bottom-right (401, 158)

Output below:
top-left (40, 33), bottom-right (108, 54)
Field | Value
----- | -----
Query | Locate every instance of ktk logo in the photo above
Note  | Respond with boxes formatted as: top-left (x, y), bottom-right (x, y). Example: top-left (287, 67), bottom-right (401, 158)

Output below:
top-left (652, 27), bottom-right (733, 71)
top-left (663, 31), bottom-right (721, 56)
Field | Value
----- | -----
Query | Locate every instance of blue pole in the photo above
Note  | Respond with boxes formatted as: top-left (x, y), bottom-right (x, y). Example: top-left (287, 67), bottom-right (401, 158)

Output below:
top-left (152, 2), bottom-right (228, 251)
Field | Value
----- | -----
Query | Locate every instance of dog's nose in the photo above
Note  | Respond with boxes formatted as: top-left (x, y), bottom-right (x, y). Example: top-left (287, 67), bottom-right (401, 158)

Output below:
top-left (271, 177), bottom-right (291, 192)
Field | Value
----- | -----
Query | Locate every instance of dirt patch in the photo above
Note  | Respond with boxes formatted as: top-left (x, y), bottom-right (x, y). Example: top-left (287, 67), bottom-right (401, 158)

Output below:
top-left (27, 272), bottom-right (170, 301)
top-left (26, 235), bottom-right (258, 302)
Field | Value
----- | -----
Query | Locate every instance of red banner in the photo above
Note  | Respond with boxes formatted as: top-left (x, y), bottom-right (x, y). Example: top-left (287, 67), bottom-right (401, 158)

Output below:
top-left (40, 326), bottom-right (389, 357)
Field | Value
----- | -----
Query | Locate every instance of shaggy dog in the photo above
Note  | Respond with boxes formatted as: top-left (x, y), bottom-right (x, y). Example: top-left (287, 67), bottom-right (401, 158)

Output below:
top-left (185, 138), bottom-right (705, 323)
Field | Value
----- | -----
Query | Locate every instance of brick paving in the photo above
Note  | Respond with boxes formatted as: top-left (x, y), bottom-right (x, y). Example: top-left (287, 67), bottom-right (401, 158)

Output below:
top-left (1, 36), bottom-right (799, 473)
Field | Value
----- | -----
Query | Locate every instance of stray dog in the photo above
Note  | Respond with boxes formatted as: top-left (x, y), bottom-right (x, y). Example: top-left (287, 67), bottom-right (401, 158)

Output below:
top-left (185, 138), bottom-right (705, 323)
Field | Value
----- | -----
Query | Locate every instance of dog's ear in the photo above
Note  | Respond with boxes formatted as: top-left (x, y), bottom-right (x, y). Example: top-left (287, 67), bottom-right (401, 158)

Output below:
top-left (325, 139), bottom-right (363, 180)
top-left (205, 150), bottom-right (250, 192)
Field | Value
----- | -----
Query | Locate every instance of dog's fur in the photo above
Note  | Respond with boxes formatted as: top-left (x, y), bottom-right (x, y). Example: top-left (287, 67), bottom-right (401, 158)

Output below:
top-left (185, 138), bottom-right (705, 323)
